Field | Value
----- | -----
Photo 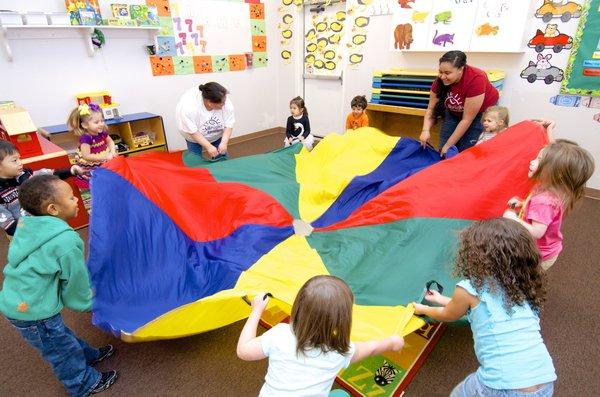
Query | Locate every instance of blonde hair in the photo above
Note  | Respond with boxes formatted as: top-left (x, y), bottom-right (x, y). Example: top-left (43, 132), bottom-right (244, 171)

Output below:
top-left (482, 106), bottom-right (509, 127)
top-left (67, 105), bottom-right (103, 137)
top-left (532, 139), bottom-right (595, 212)
top-left (290, 275), bottom-right (353, 356)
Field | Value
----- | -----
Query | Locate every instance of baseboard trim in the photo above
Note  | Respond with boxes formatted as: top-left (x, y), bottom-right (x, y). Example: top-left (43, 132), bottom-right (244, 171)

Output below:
top-left (228, 127), bottom-right (285, 146)
top-left (585, 187), bottom-right (600, 200)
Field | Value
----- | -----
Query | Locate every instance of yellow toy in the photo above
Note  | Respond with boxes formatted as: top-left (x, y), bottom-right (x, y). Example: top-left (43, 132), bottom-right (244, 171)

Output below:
top-left (75, 91), bottom-right (120, 120)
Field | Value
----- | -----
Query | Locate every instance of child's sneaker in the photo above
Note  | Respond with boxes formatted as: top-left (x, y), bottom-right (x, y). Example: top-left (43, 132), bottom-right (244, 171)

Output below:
top-left (90, 370), bottom-right (118, 394)
top-left (91, 345), bottom-right (114, 366)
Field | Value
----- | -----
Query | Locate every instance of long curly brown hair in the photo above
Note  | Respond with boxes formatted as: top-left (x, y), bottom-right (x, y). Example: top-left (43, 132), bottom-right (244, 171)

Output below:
top-left (453, 218), bottom-right (547, 313)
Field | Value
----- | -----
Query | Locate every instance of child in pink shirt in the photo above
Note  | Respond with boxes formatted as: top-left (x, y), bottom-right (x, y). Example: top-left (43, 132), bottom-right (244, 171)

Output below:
top-left (504, 122), bottom-right (594, 270)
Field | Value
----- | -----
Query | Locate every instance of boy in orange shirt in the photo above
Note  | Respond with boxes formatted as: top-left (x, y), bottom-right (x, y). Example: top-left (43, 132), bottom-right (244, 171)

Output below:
top-left (345, 95), bottom-right (369, 130)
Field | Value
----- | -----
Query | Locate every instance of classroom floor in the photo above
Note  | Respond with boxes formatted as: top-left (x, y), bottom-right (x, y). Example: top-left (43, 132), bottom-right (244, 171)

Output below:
top-left (1, 134), bottom-right (599, 396)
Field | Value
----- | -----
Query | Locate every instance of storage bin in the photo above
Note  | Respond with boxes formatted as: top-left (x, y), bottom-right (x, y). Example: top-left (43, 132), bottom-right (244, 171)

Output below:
top-left (47, 12), bottom-right (71, 26)
top-left (22, 12), bottom-right (48, 25)
top-left (0, 11), bottom-right (23, 26)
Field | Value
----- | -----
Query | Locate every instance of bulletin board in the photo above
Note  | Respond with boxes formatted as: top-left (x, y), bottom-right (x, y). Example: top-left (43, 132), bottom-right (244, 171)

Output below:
top-left (148, 0), bottom-right (267, 76)
top-left (561, 0), bottom-right (600, 96)
top-left (390, 0), bottom-right (531, 53)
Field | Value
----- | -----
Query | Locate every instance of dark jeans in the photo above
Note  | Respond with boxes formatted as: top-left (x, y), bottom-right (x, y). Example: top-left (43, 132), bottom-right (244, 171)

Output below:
top-left (186, 137), bottom-right (228, 160)
top-left (8, 313), bottom-right (101, 397)
top-left (440, 109), bottom-right (484, 152)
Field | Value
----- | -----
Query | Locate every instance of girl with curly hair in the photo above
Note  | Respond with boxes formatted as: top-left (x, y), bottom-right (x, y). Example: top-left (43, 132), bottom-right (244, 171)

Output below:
top-left (414, 218), bottom-right (556, 397)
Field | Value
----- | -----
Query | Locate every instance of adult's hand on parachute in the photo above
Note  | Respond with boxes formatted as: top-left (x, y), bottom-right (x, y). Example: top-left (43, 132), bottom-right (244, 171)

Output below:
top-left (419, 130), bottom-right (430, 148)
top-left (206, 145), bottom-right (219, 158)
top-left (251, 293), bottom-right (270, 315)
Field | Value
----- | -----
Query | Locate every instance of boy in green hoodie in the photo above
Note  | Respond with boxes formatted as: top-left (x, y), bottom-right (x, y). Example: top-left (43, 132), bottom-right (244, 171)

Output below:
top-left (0, 175), bottom-right (117, 396)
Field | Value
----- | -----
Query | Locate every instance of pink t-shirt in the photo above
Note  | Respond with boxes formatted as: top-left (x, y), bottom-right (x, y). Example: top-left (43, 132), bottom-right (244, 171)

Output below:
top-left (523, 191), bottom-right (564, 260)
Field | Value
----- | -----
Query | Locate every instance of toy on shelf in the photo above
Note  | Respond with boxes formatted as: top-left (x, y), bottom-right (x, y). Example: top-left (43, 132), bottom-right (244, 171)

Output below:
top-left (65, 0), bottom-right (102, 26)
top-left (75, 91), bottom-right (120, 120)
top-left (0, 105), bottom-right (43, 158)
top-left (132, 132), bottom-right (153, 148)
top-left (370, 69), bottom-right (505, 110)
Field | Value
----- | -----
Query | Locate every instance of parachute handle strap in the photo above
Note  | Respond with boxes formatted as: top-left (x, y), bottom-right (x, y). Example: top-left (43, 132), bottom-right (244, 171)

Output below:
top-left (241, 293), bottom-right (273, 306)
top-left (425, 280), bottom-right (444, 295)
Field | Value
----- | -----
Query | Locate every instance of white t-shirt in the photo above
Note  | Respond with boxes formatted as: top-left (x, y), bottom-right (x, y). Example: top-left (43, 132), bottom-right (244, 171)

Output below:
top-left (175, 86), bottom-right (235, 143)
top-left (259, 323), bottom-right (355, 397)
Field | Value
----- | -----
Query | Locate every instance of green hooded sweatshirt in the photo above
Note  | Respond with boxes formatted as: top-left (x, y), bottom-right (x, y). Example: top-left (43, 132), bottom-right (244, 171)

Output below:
top-left (0, 216), bottom-right (92, 321)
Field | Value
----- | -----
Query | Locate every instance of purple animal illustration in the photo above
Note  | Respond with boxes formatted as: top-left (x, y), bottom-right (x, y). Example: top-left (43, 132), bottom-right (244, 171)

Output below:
top-left (432, 30), bottom-right (455, 46)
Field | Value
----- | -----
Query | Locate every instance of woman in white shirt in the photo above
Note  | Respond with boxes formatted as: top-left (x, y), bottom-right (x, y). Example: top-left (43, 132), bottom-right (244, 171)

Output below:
top-left (175, 82), bottom-right (235, 159)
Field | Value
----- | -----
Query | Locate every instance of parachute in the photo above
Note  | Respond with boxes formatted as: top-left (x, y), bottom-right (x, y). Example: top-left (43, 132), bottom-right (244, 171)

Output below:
top-left (88, 124), bottom-right (546, 342)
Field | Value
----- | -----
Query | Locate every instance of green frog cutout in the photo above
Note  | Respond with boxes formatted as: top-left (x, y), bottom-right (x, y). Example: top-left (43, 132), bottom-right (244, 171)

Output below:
top-left (434, 11), bottom-right (452, 24)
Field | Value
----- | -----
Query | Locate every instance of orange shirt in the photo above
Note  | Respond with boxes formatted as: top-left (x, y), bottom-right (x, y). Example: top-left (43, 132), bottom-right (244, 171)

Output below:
top-left (346, 112), bottom-right (369, 130)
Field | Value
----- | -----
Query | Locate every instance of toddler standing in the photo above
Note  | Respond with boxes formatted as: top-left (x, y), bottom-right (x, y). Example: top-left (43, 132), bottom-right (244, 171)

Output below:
top-left (503, 135), bottom-right (594, 270)
top-left (0, 175), bottom-right (117, 396)
top-left (414, 218), bottom-right (556, 396)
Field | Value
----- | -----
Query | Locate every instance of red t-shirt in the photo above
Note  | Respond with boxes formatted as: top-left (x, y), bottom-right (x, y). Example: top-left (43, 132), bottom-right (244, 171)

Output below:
top-left (431, 65), bottom-right (499, 116)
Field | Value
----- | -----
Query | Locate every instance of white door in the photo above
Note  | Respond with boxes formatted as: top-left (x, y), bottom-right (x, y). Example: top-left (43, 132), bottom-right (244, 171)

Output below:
top-left (302, 2), bottom-right (346, 136)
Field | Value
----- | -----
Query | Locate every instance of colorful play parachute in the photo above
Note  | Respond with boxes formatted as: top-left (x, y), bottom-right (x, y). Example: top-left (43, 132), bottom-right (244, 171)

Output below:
top-left (88, 123), bottom-right (547, 342)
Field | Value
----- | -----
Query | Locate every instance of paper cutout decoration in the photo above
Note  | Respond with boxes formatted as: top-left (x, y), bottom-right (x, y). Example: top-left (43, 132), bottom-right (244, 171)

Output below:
top-left (520, 54), bottom-right (564, 84)
top-left (150, 0), bottom-right (267, 76)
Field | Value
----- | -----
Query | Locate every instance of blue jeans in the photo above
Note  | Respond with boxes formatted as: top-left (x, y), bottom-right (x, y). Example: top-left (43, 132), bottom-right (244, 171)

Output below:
top-left (8, 313), bottom-right (101, 397)
top-left (186, 137), bottom-right (228, 160)
top-left (440, 109), bottom-right (484, 152)
top-left (451, 373), bottom-right (554, 397)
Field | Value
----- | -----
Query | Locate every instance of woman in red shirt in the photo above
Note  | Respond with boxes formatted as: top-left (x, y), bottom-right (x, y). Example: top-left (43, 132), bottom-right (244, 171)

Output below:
top-left (419, 51), bottom-right (499, 155)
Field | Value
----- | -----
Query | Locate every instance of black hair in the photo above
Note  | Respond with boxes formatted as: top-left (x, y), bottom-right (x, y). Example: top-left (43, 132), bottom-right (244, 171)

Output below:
top-left (351, 95), bottom-right (368, 110)
top-left (433, 50), bottom-right (467, 119)
top-left (0, 140), bottom-right (18, 161)
top-left (199, 82), bottom-right (228, 104)
top-left (290, 96), bottom-right (308, 116)
top-left (18, 174), bottom-right (61, 216)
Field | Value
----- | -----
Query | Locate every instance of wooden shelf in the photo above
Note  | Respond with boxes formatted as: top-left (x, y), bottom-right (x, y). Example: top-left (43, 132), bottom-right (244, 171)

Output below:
top-left (43, 112), bottom-right (168, 160)
top-left (367, 103), bottom-right (427, 117)
top-left (0, 25), bottom-right (159, 61)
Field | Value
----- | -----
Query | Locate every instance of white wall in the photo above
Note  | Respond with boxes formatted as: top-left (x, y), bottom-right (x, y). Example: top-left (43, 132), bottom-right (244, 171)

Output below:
top-left (336, 6), bottom-right (600, 189)
top-left (0, 0), bottom-right (293, 151)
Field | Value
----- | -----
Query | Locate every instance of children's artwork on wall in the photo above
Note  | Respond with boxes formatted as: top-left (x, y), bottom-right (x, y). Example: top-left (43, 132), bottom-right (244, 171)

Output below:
top-left (150, 0), bottom-right (266, 76)
top-left (561, 0), bottom-right (600, 96)
top-left (390, 0), bottom-right (532, 52)
top-left (304, 3), bottom-right (346, 77)
top-left (345, 1), bottom-right (372, 67)
top-left (534, 0), bottom-right (582, 22)
top-left (469, 0), bottom-right (530, 51)
top-left (520, 53), bottom-right (565, 84)
top-left (278, 0), bottom-right (300, 62)
top-left (550, 94), bottom-right (600, 107)
top-left (527, 24), bottom-right (573, 53)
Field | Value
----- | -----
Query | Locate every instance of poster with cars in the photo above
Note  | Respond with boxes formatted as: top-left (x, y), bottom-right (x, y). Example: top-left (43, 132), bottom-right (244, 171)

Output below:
top-left (561, 0), bottom-right (600, 96)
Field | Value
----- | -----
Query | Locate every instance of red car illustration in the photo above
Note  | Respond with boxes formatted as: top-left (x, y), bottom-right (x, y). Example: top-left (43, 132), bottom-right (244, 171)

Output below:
top-left (528, 30), bottom-right (573, 53)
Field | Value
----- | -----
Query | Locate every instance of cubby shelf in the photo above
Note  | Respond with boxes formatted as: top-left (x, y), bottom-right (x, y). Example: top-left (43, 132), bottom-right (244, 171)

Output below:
top-left (43, 112), bottom-right (169, 161)
top-left (0, 25), bottom-right (159, 61)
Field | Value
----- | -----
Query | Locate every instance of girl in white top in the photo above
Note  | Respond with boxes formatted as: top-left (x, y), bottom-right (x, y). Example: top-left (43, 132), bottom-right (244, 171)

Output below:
top-left (476, 106), bottom-right (509, 145)
top-left (175, 82), bottom-right (235, 159)
top-left (237, 275), bottom-right (404, 397)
